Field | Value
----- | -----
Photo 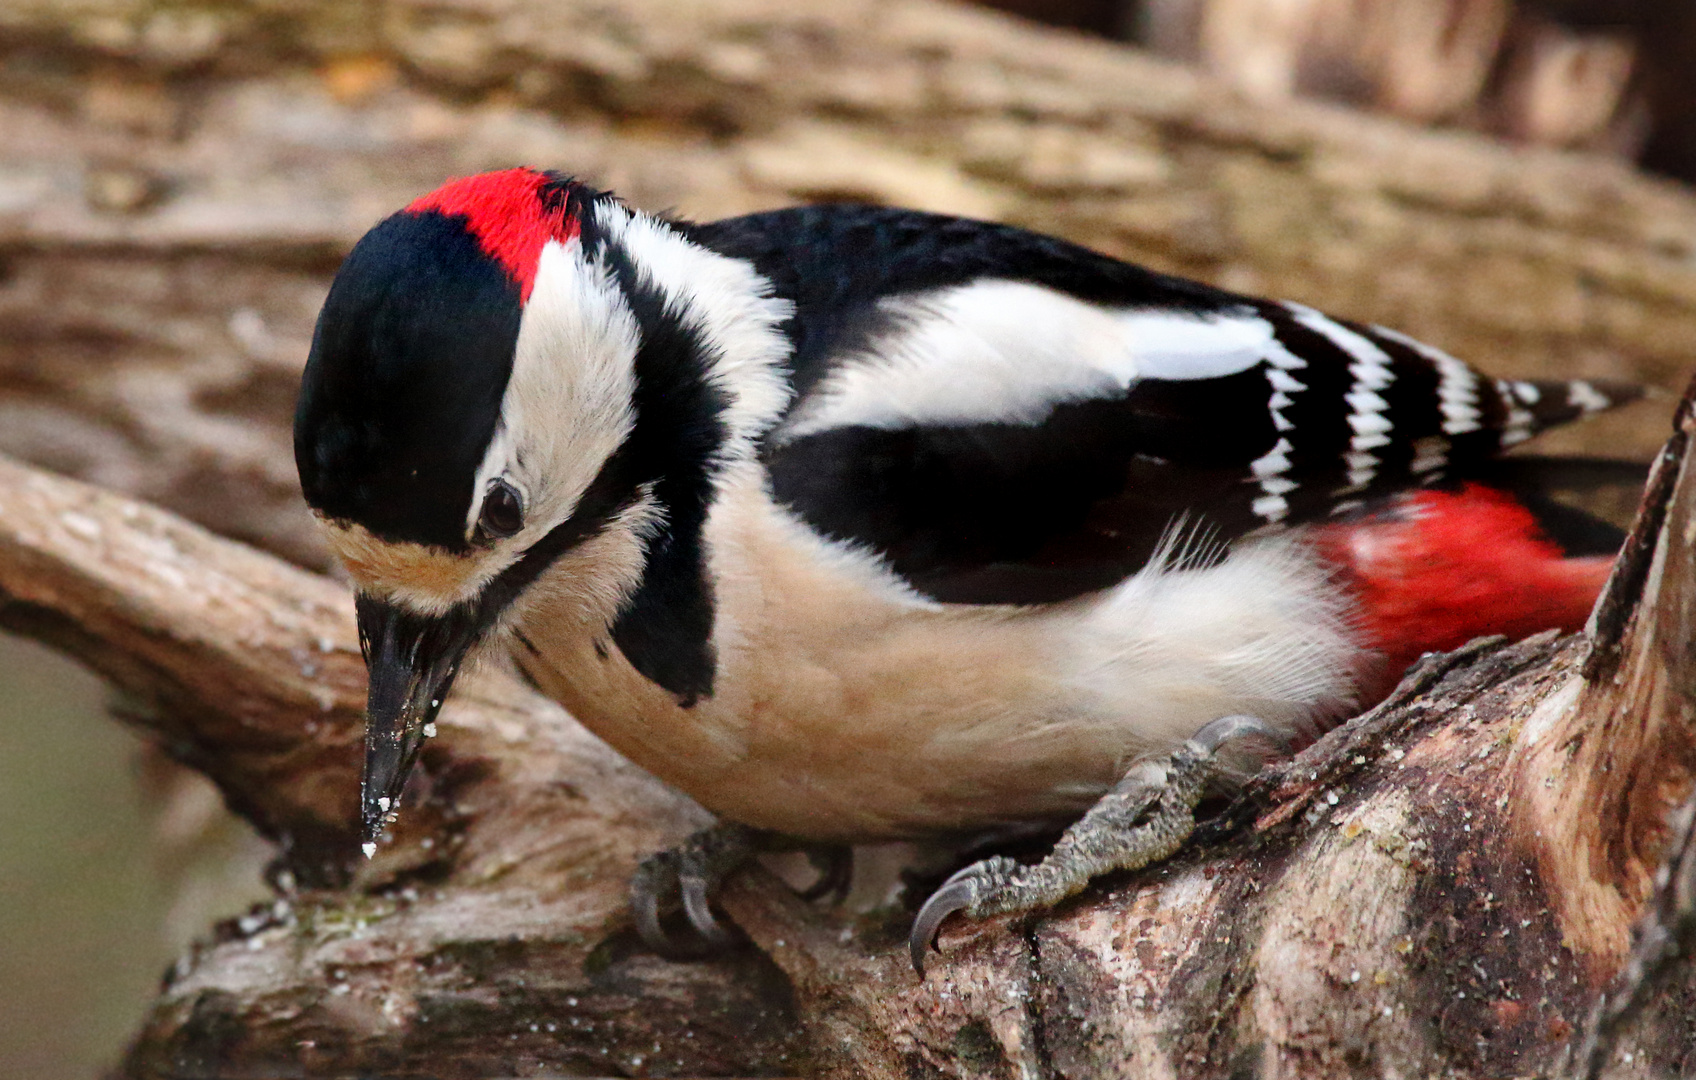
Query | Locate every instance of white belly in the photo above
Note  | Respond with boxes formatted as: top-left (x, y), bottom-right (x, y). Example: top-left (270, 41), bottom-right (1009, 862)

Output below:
top-left (509, 468), bottom-right (1365, 842)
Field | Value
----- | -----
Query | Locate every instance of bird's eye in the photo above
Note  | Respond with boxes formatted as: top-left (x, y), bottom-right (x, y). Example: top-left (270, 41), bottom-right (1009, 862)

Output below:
top-left (477, 480), bottom-right (524, 541)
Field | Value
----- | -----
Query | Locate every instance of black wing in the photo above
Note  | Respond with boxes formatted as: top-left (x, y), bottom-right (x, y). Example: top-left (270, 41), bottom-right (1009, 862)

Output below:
top-left (691, 206), bottom-right (1642, 605)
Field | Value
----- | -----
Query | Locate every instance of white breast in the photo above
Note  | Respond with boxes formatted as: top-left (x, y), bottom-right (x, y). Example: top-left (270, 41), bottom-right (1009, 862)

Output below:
top-left (509, 466), bottom-right (1366, 842)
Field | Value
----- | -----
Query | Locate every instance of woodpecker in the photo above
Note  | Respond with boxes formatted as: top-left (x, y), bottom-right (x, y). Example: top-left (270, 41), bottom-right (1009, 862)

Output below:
top-left (294, 168), bottom-right (1641, 975)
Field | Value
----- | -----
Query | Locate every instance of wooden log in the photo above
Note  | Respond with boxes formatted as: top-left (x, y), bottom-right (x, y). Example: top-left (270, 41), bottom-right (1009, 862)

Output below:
top-left (0, 386), bottom-right (1689, 1075)
top-left (0, 453), bottom-right (802, 1077)
top-left (1, 0), bottom-right (1694, 1073)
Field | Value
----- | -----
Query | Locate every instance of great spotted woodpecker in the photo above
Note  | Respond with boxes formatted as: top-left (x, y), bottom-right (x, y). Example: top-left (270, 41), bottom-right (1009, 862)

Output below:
top-left (294, 167), bottom-right (1641, 975)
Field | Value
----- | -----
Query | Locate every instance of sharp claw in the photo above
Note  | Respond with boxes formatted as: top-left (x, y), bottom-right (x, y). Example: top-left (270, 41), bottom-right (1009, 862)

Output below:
top-left (631, 853), bottom-right (680, 955)
top-left (909, 876), bottom-right (983, 977)
top-left (680, 870), bottom-right (736, 947)
top-left (1188, 713), bottom-right (1287, 755)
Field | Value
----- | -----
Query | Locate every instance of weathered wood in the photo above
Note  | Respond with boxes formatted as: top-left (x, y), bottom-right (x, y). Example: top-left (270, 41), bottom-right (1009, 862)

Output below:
top-left (0, 0), bottom-right (1689, 577)
top-left (0, 453), bottom-right (803, 1077)
top-left (2, 0), bottom-right (1695, 1074)
top-left (0, 386), bottom-right (1689, 1075)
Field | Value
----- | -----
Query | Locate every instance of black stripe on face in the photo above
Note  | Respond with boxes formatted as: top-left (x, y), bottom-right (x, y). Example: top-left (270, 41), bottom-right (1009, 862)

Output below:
top-left (353, 444), bottom-right (644, 845)
top-left (583, 226), bottom-right (732, 706)
top-left (475, 442), bottom-right (647, 627)
top-left (374, 442), bottom-right (647, 671)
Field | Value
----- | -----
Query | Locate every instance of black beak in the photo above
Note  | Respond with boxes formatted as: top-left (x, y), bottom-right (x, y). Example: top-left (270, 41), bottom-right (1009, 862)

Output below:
top-left (355, 593), bottom-right (481, 854)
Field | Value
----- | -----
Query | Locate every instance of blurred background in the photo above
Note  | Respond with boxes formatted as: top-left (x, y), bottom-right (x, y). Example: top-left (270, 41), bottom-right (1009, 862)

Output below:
top-left (997, 0), bottom-right (1696, 180)
top-left (1, 0), bottom-right (1692, 1075)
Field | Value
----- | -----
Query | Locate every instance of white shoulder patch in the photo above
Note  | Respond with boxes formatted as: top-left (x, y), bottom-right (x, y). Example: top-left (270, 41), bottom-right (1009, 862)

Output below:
top-left (776, 280), bottom-right (1272, 440)
top-left (598, 204), bottom-right (795, 457)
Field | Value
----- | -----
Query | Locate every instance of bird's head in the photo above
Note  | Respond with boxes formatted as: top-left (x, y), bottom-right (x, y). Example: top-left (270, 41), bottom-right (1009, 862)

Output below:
top-left (293, 168), bottom-right (790, 851)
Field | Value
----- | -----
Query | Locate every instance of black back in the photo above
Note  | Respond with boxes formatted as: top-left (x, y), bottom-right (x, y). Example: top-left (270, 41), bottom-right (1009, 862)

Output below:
top-left (694, 206), bottom-right (1641, 605)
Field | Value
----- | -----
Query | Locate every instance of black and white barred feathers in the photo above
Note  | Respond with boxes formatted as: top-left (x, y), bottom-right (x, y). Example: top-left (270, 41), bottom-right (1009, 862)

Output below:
top-left (684, 204), bottom-right (1639, 605)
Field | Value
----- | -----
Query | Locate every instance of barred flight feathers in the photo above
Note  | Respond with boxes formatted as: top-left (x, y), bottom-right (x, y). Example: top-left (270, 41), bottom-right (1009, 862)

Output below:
top-left (694, 206), bottom-right (1644, 606)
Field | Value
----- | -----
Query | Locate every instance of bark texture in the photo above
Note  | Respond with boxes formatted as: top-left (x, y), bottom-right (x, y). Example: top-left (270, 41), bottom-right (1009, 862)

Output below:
top-left (0, 381), bottom-right (1691, 1077)
top-left (0, 0), bottom-right (1691, 575)
top-left (3, 0), bottom-right (1696, 1075)
top-left (0, 450), bottom-right (803, 1077)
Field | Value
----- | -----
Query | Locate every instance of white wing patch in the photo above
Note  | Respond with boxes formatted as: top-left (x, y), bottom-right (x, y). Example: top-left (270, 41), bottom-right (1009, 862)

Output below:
top-left (1118, 306), bottom-right (1280, 381)
top-left (775, 281), bottom-right (1274, 441)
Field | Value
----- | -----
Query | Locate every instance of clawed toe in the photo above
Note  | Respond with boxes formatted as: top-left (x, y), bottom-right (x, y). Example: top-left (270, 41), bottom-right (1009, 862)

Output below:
top-left (909, 856), bottom-right (1016, 977)
top-left (631, 828), bottom-right (858, 959)
top-left (630, 823), bottom-right (756, 958)
top-left (632, 850), bottom-right (703, 957)
top-left (907, 714), bottom-right (1283, 977)
top-left (797, 845), bottom-right (854, 904)
top-left (1188, 713), bottom-right (1289, 756)
top-left (679, 866), bottom-right (736, 946)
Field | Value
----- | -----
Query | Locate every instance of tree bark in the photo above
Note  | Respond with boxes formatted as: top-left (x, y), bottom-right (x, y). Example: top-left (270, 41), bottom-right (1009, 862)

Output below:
top-left (3, 0), bottom-right (1696, 1075)
top-left (0, 451), bottom-right (805, 1077)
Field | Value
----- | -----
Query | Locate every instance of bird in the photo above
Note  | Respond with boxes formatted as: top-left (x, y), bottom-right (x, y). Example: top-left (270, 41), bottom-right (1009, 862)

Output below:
top-left (293, 166), bottom-right (1643, 976)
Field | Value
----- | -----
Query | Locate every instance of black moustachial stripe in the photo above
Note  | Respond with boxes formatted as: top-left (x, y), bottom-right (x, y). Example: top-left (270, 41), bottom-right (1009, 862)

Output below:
top-left (357, 435), bottom-right (652, 725)
top-left (587, 220), bottom-right (731, 707)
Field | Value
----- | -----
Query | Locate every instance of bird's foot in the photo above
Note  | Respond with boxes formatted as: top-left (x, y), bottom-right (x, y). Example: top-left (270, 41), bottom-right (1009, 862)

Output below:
top-left (631, 822), bottom-right (855, 957)
top-left (631, 821), bottom-right (759, 957)
top-left (910, 714), bottom-right (1283, 975)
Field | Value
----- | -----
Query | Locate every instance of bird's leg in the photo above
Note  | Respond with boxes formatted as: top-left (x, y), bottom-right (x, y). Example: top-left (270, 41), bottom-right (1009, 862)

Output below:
top-left (631, 822), bottom-right (856, 957)
top-left (910, 714), bottom-right (1283, 974)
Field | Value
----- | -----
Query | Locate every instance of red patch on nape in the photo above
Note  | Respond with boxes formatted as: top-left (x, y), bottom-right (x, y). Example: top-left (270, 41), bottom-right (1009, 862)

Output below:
top-left (1318, 484), bottom-right (1615, 687)
top-left (406, 168), bottom-right (580, 301)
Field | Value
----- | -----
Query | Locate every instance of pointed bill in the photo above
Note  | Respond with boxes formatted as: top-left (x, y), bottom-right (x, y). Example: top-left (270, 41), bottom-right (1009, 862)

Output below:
top-left (355, 592), bottom-right (480, 852)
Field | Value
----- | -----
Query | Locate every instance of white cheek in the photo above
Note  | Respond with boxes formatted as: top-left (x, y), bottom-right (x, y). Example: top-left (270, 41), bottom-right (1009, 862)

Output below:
top-left (469, 237), bottom-right (640, 551)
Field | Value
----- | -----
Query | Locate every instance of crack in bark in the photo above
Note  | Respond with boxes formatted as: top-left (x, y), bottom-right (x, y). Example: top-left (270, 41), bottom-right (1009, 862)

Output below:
top-left (1020, 921), bottom-right (1060, 1080)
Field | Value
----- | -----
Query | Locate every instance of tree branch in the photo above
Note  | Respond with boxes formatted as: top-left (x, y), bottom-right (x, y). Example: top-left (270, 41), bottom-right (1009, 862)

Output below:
top-left (0, 454), bottom-right (801, 1077)
top-left (1, 0), bottom-right (1695, 1074)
